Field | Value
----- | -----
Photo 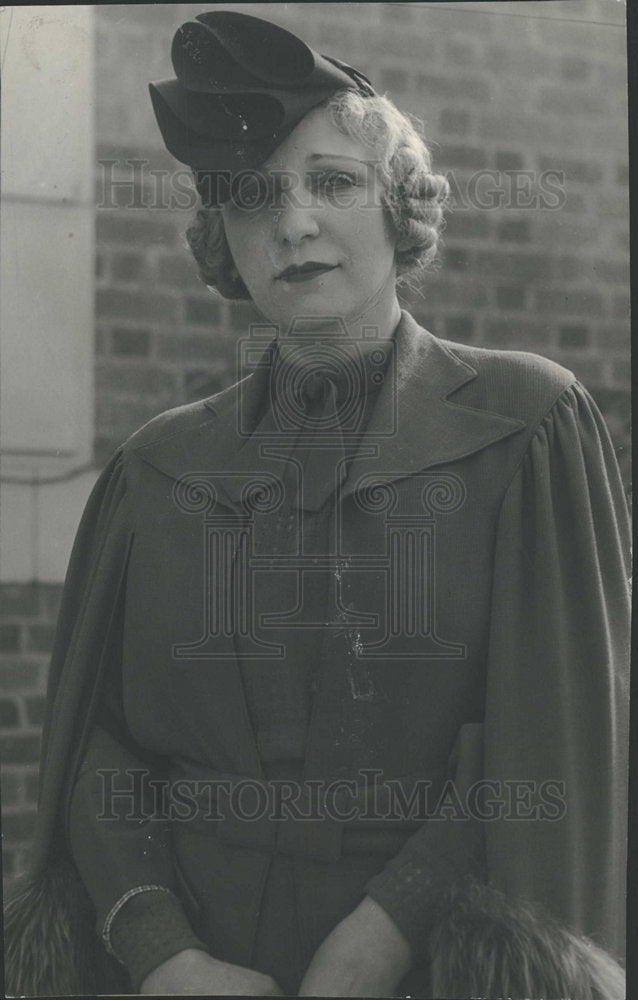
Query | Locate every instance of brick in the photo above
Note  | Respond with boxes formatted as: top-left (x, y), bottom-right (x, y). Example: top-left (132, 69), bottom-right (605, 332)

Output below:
top-left (0, 698), bottom-right (20, 727)
top-left (592, 260), bottom-right (629, 284)
top-left (498, 219), bottom-right (531, 243)
top-left (0, 735), bottom-right (41, 765)
top-left (0, 626), bottom-right (21, 654)
top-left (0, 660), bottom-right (42, 689)
top-left (185, 297), bottom-right (222, 327)
top-left (611, 360), bottom-right (631, 388)
top-left (1, 771), bottom-right (23, 807)
top-left (96, 214), bottom-right (176, 247)
top-left (229, 302), bottom-right (262, 332)
top-left (416, 74), bottom-right (490, 102)
top-left (485, 321), bottom-right (550, 348)
top-left (96, 289), bottom-right (178, 323)
top-left (96, 327), bottom-right (109, 356)
top-left (613, 295), bottom-right (630, 319)
top-left (97, 363), bottom-right (176, 396)
top-left (25, 771), bottom-right (40, 804)
top-left (95, 158), bottom-right (161, 211)
top-left (158, 253), bottom-right (201, 288)
top-left (184, 369), bottom-right (228, 399)
top-left (444, 213), bottom-right (491, 240)
top-left (24, 696), bottom-right (46, 727)
top-left (95, 174), bottom-right (145, 211)
top-left (443, 146), bottom-right (488, 171)
top-left (0, 584), bottom-right (39, 618)
top-left (538, 157), bottom-right (603, 185)
top-left (39, 584), bottom-right (63, 621)
top-left (444, 316), bottom-right (474, 342)
top-left (96, 396), bottom-right (163, 436)
top-left (409, 312), bottom-right (436, 334)
top-left (539, 88), bottom-right (605, 117)
top-left (439, 109), bottom-right (470, 135)
top-left (495, 151), bottom-right (524, 172)
top-left (541, 225), bottom-right (591, 249)
top-left (95, 253), bottom-right (106, 280)
top-left (158, 333), bottom-right (221, 362)
top-left (599, 191), bottom-right (628, 219)
top-left (427, 281), bottom-right (488, 309)
top-left (380, 69), bottom-right (409, 93)
top-left (566, 358), bottom-right (607, 387)
top-left (475, 252), bottom-right (551, 282)
top-left (24, 624), bottom-right (56, 654)
top-left (561, 192), bottom-right (587, 214)
top-left (112, 252), bottom-right (145, 282)
top-left (559, 325), bottom-right (589, 349)
top-left (2, 809), bottom-right (37, 841)
top-left (111, 327), bottom-right (152, 358)
top-left (443, 246), bottom-right (470, 271)
top-left (496, 286), bottom-right (526, 311)
top-left (485, 42), bottom-right (551, 77)
top-left (535, 290), bottom-right (604, 317)
top-left (554, 258), bottom-right (581, 281)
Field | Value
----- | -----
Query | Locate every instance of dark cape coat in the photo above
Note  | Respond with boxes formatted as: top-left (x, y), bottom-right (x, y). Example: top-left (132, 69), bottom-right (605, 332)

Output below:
top-left (4, 312), bottom-right (630, 997)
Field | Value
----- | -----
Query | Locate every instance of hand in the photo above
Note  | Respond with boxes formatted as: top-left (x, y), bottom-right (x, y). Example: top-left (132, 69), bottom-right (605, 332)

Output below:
top-left (139, 948), bottom-right (284, 995)
top-left (298, 896), bottom-right (413, 997)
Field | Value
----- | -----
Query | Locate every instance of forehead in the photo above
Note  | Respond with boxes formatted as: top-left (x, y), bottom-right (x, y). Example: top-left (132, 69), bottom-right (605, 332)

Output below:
top-left (262, 104), bottom-right (372, 171)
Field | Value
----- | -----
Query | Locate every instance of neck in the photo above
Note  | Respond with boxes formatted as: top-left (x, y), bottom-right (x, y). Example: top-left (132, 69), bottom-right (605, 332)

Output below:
top-left (277, 275), bottom-right (402, 356)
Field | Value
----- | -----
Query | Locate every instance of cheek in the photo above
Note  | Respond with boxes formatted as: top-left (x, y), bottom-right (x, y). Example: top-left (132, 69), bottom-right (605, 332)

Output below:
top-left (224, 217), bottom-right (270, 289)
top-left (348, 211), bottom-right (397, 272)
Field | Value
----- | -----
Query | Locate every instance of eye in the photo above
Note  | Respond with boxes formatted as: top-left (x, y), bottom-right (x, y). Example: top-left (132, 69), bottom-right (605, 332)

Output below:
top-left (311, 170), bottom-right (360, 193)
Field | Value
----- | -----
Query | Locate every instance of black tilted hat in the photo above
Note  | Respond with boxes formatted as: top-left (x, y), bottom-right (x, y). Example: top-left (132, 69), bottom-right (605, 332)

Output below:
top-left (149, 10), bottom-right (376, 205)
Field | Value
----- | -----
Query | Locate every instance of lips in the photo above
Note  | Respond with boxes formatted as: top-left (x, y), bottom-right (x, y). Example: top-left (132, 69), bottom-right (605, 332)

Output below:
top-left (276, 262), bottom-right (338, 282)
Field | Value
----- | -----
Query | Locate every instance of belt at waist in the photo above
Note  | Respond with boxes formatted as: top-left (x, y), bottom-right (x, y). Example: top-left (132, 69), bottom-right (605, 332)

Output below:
top-left (167, 766), bottom-right (430, 864)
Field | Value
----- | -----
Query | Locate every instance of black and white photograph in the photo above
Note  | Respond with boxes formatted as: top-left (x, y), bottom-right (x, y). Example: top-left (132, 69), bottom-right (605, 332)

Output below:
top-left (0, 3), bottom-right (631, 997)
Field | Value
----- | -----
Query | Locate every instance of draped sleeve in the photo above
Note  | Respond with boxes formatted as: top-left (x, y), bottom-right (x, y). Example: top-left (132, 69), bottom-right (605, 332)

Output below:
top-left (366, 381), bottom-right (630, 966)
top-left (27, 449), bottom-right (208, 990)
top-left (33, 448), bottom-right (133, 869)
top-left (483, 380), bottom-right (630, 959)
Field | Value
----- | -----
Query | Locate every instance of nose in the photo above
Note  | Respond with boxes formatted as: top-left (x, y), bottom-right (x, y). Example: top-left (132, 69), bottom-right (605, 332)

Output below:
top-left (272, 198), bottom-right (320, 248)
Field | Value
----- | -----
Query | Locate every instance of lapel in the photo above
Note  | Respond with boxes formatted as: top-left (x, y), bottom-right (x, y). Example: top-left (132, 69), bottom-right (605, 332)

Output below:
top-left (130, 311), bottom-right (527, 777)
top-left (133, 310), bottom-right (525, 505)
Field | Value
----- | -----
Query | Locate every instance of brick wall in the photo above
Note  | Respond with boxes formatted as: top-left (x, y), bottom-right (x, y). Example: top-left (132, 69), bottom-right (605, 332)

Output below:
top-left (93, 1), bottom-right (631, 487)
top-left (2, 0), bottom-right (630, 883)
top-left (0, 584), bottom-right (61, 882)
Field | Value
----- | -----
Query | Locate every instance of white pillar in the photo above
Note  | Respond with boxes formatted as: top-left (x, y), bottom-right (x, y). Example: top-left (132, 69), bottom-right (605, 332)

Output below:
top-left (0, 6), bottom-right (97, 582)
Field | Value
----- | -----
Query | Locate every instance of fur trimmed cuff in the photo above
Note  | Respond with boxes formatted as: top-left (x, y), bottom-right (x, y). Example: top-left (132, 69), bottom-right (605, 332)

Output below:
top-left (428, 877), bottom-right (625, 1000)
top-left (4, 857), bottom-right (131, 997)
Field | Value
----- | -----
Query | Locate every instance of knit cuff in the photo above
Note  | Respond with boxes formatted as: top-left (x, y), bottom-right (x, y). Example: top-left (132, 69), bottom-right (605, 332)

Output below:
top-left (364, 818), bottom-right (485, 956)
top-left (108, 887), bottom-right (209, 992)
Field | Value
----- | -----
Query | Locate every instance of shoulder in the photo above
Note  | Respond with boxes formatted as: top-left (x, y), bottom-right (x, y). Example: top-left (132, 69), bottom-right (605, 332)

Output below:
top-left (437, 336), bottom-right (577, 427)
top-left (119, 379), bottom-right (242, 456)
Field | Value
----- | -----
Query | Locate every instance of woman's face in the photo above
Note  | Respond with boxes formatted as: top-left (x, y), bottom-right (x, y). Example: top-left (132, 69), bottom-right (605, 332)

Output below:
top-left (221, 105), bottom-right (398, 331)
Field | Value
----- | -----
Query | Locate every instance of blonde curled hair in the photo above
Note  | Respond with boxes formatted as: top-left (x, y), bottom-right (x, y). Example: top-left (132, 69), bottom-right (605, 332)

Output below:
top-left (186, 88), bottom-right (450, 300)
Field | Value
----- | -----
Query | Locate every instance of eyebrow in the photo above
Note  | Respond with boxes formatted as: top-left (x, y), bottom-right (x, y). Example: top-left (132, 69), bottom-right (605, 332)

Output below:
top-left (307, 154), bottom-right (374, 165)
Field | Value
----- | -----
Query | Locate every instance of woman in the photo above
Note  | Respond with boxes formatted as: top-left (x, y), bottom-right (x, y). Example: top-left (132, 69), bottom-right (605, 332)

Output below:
top-left (5, 11), bottom-right (629, 999)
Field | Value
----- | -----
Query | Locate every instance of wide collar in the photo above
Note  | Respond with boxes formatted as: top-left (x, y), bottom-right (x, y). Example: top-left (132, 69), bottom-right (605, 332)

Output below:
top-left (133, 311), bottom-right (526, 511)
